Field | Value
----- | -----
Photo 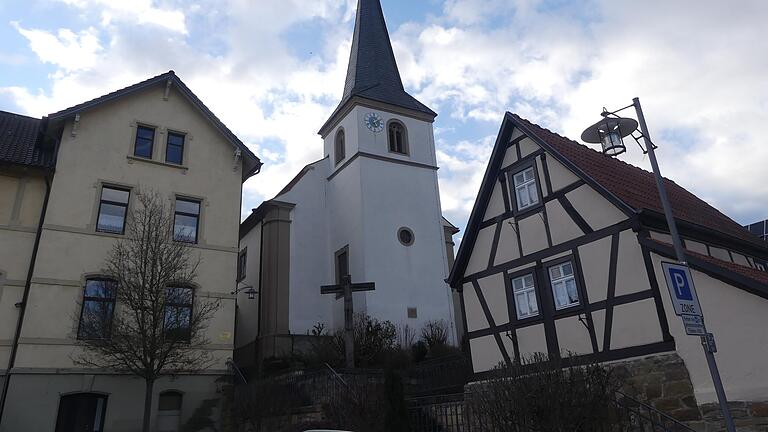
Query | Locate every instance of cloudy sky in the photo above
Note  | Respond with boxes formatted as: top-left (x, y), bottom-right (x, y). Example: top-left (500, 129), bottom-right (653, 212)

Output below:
top-left (1, 0), bottom-right (766, 242)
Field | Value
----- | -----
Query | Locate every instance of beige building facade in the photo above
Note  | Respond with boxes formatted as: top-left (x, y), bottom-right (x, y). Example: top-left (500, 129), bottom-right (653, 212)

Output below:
top-left (449, 113), bottom-right (768, 425)
top-left (0, 72), bottom-right (261, 431)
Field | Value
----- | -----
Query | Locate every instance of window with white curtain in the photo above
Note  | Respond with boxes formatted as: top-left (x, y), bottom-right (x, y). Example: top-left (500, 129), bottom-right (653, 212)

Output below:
top-left (548, 261), bottom-right (580, 310)
top-left (511, 273), bottom-right (538, 319)
top-left (512, 166), bottom-right (539, 210)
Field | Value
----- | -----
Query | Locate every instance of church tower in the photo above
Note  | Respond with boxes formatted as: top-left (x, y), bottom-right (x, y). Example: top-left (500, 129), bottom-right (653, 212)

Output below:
top-left (318, 0), bottom-right (456, 338)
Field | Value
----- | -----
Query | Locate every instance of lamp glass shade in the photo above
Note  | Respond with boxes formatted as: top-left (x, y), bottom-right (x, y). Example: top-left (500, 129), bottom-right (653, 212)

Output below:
top-left (246, 288), bottom-right (257, 300)
top-left (601, 129), bottom-right (626, 156)
top-left (581, 116), bottom-right (638, 157)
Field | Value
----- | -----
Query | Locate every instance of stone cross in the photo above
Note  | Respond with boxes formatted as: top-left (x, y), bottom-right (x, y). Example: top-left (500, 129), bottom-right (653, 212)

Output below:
top-left (321, 275), bottom-right (375, 368)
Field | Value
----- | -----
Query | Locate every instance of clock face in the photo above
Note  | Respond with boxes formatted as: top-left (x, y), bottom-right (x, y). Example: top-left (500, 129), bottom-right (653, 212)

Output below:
top-left (364, 112), bottom-right (384, 133)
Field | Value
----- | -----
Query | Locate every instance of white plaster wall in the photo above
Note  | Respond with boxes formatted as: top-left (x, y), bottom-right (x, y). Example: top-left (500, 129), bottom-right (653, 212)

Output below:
top-left (577, 236), bottom-right (612, 303)
top-left (359, 156), bottom-right (455, 336)
top-left (276, 159), bottom-right (336, 334)
top-left (614, 230), bottom-right (649, 296)
top-left (545, 200), bottom-right (583, 245)
top-left (501, 145), bottom-right (518, 169)
top-left (556, 315), bottom-right (593, 356)
top-left (477, 273), bottom-right (508, 326)
top-left (463, 283), bottom-right (487, 332)
top-left (493, 220), bottom-right (520, 266)
top-left (324, 112), bottom-right (360, 172)
top-left (546, 157), bottom-right (580, 192)
top-left (651, 253), bottom-right (768, 403)
top-left (325, 156), bottom-right (365, 330)
top-left (465, 226), bottom-right (495, 275)
top-left (518, 138), bottom-right (539, 158)
top-left (566, 184), bottom-right (626, 230)
top-left (483, 181), bottom-right (505, 222)
top-left (609, 298), bottom-right (663, 350)
top-left (516, 323), bottom-right (548, 359)
top-left (518, 215), bottom-right (548, 255)
top-left (470, 335), bottom-right (502, 372)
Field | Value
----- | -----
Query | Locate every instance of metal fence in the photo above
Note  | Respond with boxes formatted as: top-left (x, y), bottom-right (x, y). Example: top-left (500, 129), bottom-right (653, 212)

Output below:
top-left (407, 393), bottom-right (468, 432)
top-left (615, 391), bottom-right (697, 432)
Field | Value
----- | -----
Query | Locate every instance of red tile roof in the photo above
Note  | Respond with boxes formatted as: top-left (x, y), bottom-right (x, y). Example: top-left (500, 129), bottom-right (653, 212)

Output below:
top-left (647, 239), bottom-right (768, 287)
top-left (510, 113), bottom-right (765, 249)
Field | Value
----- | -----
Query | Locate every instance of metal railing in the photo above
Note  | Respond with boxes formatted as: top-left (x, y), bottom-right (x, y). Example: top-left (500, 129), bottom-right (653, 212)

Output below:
top-left (407, 393), bottom-right (467, 432)
top-left (614, 391), bottom-right (697, 432)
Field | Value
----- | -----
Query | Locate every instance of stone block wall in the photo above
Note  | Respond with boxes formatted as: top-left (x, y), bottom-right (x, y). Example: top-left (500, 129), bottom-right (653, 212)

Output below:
top-left (615, 353), bottom-right (768, 432)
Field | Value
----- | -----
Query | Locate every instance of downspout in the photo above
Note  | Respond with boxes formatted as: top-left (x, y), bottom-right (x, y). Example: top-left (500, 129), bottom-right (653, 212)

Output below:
top-left (255, 219), bottom-right (264, 375)
top-left (0, 170), bottom-right (53, 422)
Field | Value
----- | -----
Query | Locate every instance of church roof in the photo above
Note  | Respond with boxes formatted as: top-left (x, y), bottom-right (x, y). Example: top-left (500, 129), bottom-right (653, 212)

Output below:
top-left (320, 0), bottom-right (435, 135)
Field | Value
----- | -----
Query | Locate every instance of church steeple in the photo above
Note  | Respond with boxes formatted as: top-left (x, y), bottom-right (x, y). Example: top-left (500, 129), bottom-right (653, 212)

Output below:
top-left (320, 0), bottom-right (435, 136)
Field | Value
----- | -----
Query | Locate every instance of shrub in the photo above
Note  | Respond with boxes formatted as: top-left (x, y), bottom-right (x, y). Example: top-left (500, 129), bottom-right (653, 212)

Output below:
top-left (331, 313), bottom-right (397, 367)
top-left (420, 319), bottom-right (450, 349)
top-left (466, 352), bottom-right (628, 432)
top-left (411, 340), bottom-right (428, 363)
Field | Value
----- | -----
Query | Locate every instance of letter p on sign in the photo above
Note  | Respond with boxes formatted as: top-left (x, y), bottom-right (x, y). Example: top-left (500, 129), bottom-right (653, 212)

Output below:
top-left (662, 262), bottom-right (703, 317)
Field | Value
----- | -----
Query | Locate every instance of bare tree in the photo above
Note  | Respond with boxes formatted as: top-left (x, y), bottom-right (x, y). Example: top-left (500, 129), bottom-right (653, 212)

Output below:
top-left (73, 189), bottom-right (220, 432)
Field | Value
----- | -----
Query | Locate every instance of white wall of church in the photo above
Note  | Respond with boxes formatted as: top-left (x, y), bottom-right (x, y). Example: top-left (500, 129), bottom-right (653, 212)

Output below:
top-left (358, 156), bottom-right (455, 337)
top-left (275, 159), bottom-right (339, 334)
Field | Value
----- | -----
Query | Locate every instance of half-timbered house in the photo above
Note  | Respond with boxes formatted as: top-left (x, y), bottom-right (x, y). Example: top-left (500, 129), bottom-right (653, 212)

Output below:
top-left (449, 112), bottom-right (768, 422)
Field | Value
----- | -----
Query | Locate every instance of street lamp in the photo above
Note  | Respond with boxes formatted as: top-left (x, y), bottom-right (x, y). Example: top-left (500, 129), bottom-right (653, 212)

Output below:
top-left (232, 285), bottom-right (258, 300)
top-left (582, 98), bottom-right (736, 432)
top-left (581, 113), bottom-right (638, 157)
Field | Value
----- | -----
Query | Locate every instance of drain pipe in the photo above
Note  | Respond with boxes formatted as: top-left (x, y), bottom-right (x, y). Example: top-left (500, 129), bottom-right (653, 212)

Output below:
top-left (0, 171), bottom-right (53, 423)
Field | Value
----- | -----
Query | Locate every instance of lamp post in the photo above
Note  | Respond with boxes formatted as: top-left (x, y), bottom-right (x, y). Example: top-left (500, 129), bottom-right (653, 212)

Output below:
top-left (232, 285), bottom-right (258, 300)
top-left (582, 97), bottom-right (736, 432)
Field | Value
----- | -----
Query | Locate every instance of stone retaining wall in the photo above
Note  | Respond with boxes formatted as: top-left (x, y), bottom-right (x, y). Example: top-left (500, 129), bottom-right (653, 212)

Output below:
top-left (615, 353), bottom-right (768, 432)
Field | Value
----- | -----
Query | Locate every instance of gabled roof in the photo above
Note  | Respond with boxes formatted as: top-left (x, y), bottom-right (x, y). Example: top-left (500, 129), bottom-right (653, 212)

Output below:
top-left (319, 0), bottom-right (435, 135)
top-left (448, 112), bottom-right (767, 286)
top-left (508, 113), bottom-right (763, 248)
top-left (47, 71), bottom-right (262, 181)
top-left (0, 110), bottom-right (54, 169)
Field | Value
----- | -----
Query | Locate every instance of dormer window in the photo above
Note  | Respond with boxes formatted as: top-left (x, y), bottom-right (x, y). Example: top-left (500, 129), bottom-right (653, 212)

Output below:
top-left (335, 128), bottom-right (345, 165)
top-left (388, 120), bottom-right (408, 155)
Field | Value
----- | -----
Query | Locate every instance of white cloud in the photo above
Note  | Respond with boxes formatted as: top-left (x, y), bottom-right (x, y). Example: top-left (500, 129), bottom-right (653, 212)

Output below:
top-left (2, 0), bottom-right (767, 232)
top-left (58, 0), bottom-right (188, 34)
top-left (11, 23), bottom-right (102, 72)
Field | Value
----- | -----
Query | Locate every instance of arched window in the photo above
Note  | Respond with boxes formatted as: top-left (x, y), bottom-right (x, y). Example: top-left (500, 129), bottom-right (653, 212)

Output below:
top-left (55, 393), bottom-right (108, 432)
top-left (335, 128), bottom-right (346, 165)
top-left (388, 120), bottom-right (408, 155)
top-left (157, 391), bottom-right (183, 432)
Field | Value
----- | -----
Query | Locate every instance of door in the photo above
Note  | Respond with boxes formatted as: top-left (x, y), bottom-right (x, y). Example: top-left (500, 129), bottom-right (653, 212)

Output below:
top-left (54, 393), bottom-right (108, 432)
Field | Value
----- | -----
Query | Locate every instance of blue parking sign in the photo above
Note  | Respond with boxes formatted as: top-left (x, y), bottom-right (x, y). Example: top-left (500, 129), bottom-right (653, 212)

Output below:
top-left (668, 268), bottom-right (693, 301)
top-left (662, 262), bottom-right (703, 317)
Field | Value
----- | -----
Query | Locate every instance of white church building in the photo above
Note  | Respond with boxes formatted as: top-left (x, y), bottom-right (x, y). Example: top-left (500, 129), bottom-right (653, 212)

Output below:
top-left (234, 0), bottom-right (460, 370)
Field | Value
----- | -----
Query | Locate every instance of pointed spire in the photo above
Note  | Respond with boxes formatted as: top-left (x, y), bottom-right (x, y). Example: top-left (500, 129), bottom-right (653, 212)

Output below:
top-left (340, 0), bottom-right (435, 116)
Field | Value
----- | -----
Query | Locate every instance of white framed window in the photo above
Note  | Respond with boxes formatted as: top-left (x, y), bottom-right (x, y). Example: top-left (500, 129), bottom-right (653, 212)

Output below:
top-left (549, 261), bottom-right (579, 310)
top-left (513, 166), bottom-right (539, 210)
top-left (511, 273), bottom-right (538, 319)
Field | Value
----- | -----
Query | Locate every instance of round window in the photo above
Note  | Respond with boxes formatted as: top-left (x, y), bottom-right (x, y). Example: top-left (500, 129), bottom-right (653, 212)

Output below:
top-left (398, 227), bottom-right (415, 246)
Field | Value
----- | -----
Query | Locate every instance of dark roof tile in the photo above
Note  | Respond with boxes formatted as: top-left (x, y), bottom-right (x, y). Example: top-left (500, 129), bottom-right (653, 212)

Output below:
top-left (340, 0), bottom-right (435, 116)
top-left (0, 110), bottom-right (52, 168)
